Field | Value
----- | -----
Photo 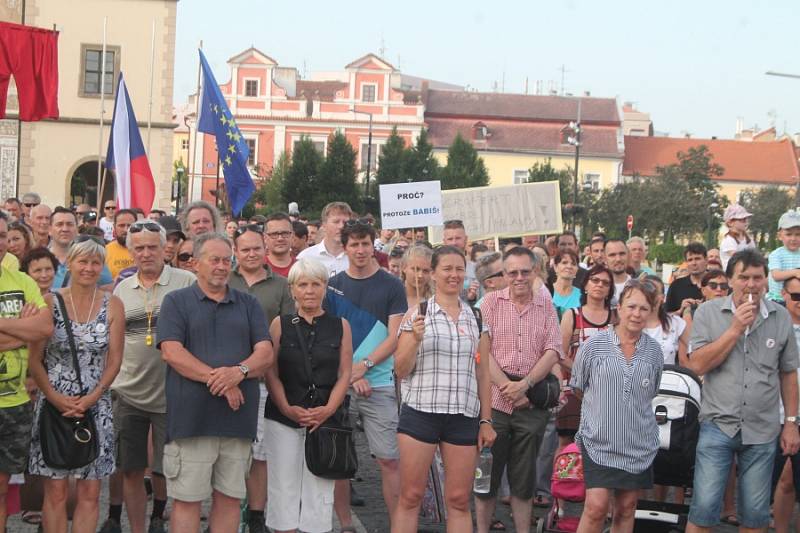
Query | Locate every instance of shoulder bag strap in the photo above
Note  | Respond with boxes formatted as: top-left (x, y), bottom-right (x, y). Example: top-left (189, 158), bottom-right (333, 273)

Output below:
top-left (54, 292), bottom-right (86, 395)
top-left (292, 315), bottom-right (316, 390)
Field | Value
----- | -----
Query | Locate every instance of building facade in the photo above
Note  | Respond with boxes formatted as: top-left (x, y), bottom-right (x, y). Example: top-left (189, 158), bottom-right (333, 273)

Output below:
top-left (424, 90), bottom-right (625, 192)
top-left (1, 0), bottom-right (177, 209)
top-left (187, 49), bottom-right (426, 205)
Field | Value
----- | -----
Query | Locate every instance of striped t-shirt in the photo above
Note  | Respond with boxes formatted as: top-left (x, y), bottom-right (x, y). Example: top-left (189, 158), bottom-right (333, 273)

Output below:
top-left (570, 327), bottom-right (664, 474)
top-left (768, 246), bottom-right (800, 302)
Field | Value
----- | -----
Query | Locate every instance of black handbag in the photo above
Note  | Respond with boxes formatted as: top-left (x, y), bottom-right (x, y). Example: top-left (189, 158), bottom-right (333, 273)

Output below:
top-left (293, 316), bottom-right (358, 480)
top-left (504, 371), bottom-right (561, 410)
top-left (39, 292), bottom-right (99, 470)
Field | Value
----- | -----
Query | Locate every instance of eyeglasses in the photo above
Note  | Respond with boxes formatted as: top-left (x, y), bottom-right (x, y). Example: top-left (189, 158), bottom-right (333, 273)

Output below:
top-left (344, 218), bottom-right (372, 228)
top-left (23, 202), bottom-right (39, 208)
top-left (484, 271), bottom-right (504, 281)
top-left (390, 247), bottom-right (407, 258)
top-left (129, 222), bottom-right (162, 234)
top-left (505, 269), bottom-right (533, 278)
top-left (787, 292), bottom-right (800, 302)
top-left (104, 205), bottom-right (116, 211)
top-left (265, 230), bottom-right (292, 239)
top-left (705, 281), bottom-right (730, 291)
top-left (234, 224), bottom-right (263, 239)
top-left (71, 234), bottom-right (105, 246)
top-left (588, 276), bottom-right (611, 287)
top-left (177, 252), bottom-right (193, 262)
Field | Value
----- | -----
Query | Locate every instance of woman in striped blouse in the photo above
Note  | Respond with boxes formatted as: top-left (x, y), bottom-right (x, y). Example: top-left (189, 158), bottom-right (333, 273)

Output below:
top-left (392, 245), bottom-right (496, 533)
top-left (571, 280), bottom-right (664, 533)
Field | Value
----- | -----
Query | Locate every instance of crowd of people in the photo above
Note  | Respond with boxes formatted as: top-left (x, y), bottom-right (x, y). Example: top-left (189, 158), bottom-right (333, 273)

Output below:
top-left (0, 194), bottom-right (800, 533)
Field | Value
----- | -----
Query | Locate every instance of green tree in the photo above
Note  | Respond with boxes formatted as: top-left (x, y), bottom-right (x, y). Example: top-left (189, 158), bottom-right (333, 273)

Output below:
top-left (375, 127), bottom-right (408, 185)
top-left (315, 131), bottom-right (362, 214)
top-left (527, 158), bottom-right (598, 229)
top-left (246, 152), bottom-right (290, 216)
top-left (739, 185), bottom-right (794, 249)
top-left (440, 133), bottom-right (489, 190)
top-left (282, 136), bottom-right (323, 213)
top-left (404, 128), bottom-right (440, 183)
top-left (170, 158), bottom-right (189, 210)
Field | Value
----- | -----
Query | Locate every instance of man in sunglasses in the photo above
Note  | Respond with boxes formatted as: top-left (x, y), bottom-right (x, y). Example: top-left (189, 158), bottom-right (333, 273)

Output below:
top-left (48, 207), bottom-right (113, 289)
top-left (100, 200), bottom-right (117, 242)
top-left (106, 209), bottom-right (137, 279)
top-left (297, 202), bottom-right (352, 276)
top-left (666, 242), bottom-right (708, 314)
top-left (110, 220), bottom-right (196, 533)
top-left (20, 192), bottom-right (40, 221)
top-left (475, 252), bottom-right (507, 307)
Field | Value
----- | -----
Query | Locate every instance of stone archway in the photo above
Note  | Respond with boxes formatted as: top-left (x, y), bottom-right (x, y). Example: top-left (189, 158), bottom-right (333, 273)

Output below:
top-left (66, 157), bottom-right (114, 208)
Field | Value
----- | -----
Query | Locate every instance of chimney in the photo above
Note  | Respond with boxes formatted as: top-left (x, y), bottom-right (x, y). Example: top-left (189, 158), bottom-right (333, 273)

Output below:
top-left (735, 117), bottom-right (743, 135)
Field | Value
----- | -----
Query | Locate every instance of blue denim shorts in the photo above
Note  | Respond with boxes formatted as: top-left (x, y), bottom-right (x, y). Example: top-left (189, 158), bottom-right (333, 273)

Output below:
top-left (688, 421), bottom-right (777, 529)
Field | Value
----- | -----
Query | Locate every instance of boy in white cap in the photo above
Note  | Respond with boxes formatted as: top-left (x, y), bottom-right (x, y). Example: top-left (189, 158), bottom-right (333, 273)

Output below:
top-left (720, 203), bottom-right (755, 270)
top-left (767, 209), bottom-right (800, 303)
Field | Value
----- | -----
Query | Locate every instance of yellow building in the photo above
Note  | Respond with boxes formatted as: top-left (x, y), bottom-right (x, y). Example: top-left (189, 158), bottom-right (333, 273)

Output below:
top-left (424, 90), bottom-right (624, 190)
top-left (1, 0), bottom-right (177, 209)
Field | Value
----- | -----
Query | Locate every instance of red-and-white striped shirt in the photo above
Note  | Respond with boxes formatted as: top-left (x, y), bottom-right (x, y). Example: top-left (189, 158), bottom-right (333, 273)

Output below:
top-left (481, 286), bottom-right (563, 414)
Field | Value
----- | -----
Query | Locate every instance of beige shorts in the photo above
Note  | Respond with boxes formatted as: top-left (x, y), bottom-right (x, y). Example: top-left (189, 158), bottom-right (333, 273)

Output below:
top-left (163, 436), bottom-right (252, 502)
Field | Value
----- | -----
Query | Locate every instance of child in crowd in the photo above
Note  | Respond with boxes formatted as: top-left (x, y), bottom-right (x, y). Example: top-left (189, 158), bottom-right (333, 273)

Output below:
top-left (767, 209), bottom-right (800, 303)
top-left (719, 204), bottom-right (755, 270)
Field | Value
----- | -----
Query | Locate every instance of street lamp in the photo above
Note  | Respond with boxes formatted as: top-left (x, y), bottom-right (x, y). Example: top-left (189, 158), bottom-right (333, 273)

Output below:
top-left (350, 108), bottom-right (374, 198)
top-left (567, 99), bottom-right (582, 230)
top-left (707, 202), bottom-right (719, 249)
top-left (174, 165), bottom-right (185, 213)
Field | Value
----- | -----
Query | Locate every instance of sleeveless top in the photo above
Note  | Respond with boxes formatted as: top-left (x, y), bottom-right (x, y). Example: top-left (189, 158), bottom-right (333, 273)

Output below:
top-left (264, 312), bottom-right (343, 428)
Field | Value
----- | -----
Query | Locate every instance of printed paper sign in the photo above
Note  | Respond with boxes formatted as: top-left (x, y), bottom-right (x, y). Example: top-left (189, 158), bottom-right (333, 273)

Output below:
top-left (379, 181), bottom-right (443, 229)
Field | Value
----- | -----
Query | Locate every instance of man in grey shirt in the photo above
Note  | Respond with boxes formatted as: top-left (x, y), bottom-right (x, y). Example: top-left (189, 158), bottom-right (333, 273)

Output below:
top-left (686, 249), bottom-right (800, 532)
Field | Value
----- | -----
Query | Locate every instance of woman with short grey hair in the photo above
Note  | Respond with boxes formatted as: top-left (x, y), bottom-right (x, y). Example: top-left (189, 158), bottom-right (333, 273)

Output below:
top-left (264, 258), bottom-right (352, 533)
top-left (27, 235), bottom-right (125, 532)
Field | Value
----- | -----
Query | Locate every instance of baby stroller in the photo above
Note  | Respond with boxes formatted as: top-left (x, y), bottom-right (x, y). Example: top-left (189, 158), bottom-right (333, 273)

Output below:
top-left (535, 442), bottom-right (585, 533)
top-left (634, 365), bottom-right (702, 532)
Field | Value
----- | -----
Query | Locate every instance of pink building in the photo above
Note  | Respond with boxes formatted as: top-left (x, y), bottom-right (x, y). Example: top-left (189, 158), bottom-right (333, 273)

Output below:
top-left (190, 48), bottom-right (427, 206)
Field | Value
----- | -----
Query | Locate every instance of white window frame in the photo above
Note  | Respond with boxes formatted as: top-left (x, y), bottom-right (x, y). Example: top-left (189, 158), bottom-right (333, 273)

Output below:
top-left (513, 169), bottom-right (528, 185)
top-left (291, 134), bottom-right (327, 155)
top-left (584, 172), bottom-right (601, 191)
top-left (243, 78), bottom-right (260, 98)
top-left (243, 134), bottom-right (258, 168)
top-left (360, 83), bottom-right (378, 103)
top-left (359, 141), bottom-right (385, 172)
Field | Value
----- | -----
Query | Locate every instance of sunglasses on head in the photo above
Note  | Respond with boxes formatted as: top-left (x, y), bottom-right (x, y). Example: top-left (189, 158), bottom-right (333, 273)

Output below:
top-left (234, 224), bottom-right (263, 239)
top-left (344, 217), bottom-right (372, 228)
top-left (705, 281), bottom-right (730, 291)
top-left (177, 252), bottom-right (193, 262)
top-left (72, 234), bottom-right (105, 246)
top-left (129, 222), bottom-right (162, 234)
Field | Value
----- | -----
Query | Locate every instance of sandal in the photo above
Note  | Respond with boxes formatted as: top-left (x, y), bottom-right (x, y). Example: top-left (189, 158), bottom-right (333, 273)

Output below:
top-left (720, 514), bottom-right (739, 526)
top-left (490, 519), bottom-right (506, 531)
top-left (533, 494), bottom-right (552, 507)
top-left (21, 511), bottom-right (42, 525)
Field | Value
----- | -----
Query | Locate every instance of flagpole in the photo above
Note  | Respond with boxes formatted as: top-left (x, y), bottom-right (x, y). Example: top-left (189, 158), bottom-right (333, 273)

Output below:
top-left (96, 16), bottom-right (108, 213)
top-left (187, 40), bottom-right (203, 208)
top-left (146, 18), bottom-right (155, 154)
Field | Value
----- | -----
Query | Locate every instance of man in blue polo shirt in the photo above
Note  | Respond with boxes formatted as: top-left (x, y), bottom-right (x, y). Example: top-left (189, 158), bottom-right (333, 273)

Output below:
top-left (157, 232), bottom-right (273, 533)
top-left (325, 219), bottom-right (407, 531)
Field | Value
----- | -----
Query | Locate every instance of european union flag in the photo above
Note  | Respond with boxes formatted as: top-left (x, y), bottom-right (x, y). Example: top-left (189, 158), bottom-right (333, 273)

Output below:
top-left (197, 49), bottom-right (255, 215)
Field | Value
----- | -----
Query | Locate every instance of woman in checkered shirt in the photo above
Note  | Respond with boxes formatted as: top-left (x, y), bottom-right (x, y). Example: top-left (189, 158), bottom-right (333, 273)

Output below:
top-left (392, 245), bottom-right (496, 533)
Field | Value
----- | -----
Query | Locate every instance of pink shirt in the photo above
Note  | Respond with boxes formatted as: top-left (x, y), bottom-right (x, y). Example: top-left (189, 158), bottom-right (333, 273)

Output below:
top-left (481, 286), bottom-right (563, 414)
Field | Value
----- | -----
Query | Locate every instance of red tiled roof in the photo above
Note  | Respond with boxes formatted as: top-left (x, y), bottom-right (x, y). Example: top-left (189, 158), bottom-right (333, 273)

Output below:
top-left (427, 118), bottom-right (622, 158)
top-left (295, 80), bottom-right (347, 101)
top-left (623, 136), bottom-right (800, 184)
top-left (424, 90), bottom-right (620, 124)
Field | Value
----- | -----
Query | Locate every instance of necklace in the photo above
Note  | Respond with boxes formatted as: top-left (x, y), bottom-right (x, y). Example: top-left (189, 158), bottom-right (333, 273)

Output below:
top-left (69, 287), bottom-right (97, 324)
top-left (142, 283), bottom-right (159, 346)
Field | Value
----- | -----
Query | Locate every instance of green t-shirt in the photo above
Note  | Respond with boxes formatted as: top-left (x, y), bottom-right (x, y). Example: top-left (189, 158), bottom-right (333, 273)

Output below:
top-left (0, 266), bottom-right (47, 408)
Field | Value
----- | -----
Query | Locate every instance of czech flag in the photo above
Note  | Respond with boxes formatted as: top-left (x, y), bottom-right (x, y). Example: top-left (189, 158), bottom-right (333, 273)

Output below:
top-left (106, 72), bottom-right (155, 213)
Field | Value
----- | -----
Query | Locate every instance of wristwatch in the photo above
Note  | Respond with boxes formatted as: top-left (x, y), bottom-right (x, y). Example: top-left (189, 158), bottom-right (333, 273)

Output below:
top-left (786, 416), bottom-right (798, 425)
top-left (238, 364), bottom-right (249, 378)
top-left (363, 358), bottom-right (375, 370)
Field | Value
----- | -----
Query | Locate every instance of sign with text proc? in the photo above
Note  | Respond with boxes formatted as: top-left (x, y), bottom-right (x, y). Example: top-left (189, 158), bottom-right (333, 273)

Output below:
top-left (379, 181), bottom-right (443, 230)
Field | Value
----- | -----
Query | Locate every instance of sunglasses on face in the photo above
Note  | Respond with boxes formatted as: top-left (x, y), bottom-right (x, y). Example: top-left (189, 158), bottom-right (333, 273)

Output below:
top-left (23, 202), bottom-right (39, 208)
top-left (588, 276), bottom-right (611, 287)
top-left (484, 271), bottom-right (504, 281)
top-left (265, 230), bottom-right (292, 239)
top-left (787, 292), bottom-right (800, 302)
top-left (177, 252), bottom-right (193, 262)
top-left (104, 205), bottom-right (116, 211)
top-left (129, 222), bottom-right (161, 234)
top-left (705, 281), bottom-right (730, 291)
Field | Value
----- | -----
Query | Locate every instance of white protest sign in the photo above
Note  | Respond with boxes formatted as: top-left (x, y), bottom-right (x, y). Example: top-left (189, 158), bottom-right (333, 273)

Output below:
top-left (428, 181), bottom-right (562, 243)
top-left (379, 181), bottom-right (443, 230)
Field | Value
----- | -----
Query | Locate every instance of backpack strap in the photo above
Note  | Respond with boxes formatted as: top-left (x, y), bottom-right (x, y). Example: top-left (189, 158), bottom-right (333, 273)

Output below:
top-left (470, 306), bottom-right (482, 334)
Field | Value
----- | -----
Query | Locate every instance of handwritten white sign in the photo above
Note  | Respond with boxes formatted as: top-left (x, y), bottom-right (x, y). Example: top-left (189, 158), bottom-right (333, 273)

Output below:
top-left (379, 181), bottom-right (443, 229)
top-left (428, 181), bottom-right (562, 242)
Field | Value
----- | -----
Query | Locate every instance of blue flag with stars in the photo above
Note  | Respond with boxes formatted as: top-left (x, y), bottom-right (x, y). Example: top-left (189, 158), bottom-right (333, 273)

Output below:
top-left (197, 49), bottom-right (254, 215)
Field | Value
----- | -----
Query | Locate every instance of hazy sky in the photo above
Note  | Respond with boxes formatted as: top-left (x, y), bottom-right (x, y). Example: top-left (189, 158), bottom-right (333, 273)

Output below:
top-left (174, 0), bottom-right (799, 139)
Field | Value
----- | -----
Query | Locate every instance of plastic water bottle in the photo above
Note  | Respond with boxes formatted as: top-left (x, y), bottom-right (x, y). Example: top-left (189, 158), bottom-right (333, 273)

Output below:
top-left (473, 447), bottom-right (493, 494)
